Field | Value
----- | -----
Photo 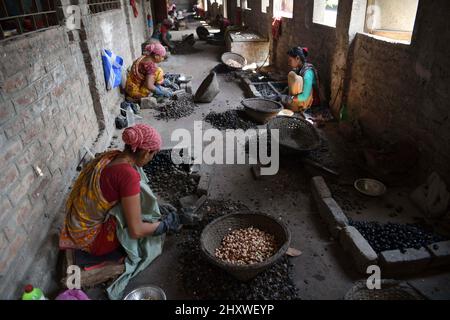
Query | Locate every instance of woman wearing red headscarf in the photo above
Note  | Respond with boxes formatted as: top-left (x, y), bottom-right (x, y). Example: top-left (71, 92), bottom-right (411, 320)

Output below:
top-left (125, 42), bottom-right (172, 102)
top-left (59, 124), bottom-right (179, 256)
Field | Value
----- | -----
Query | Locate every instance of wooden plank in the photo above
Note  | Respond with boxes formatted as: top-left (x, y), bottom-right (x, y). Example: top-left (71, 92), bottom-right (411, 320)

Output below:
top-left (79, 264), bottom-right (125, 288)
top-left (60, 265), bottom-right (125, 289)
top-left (61, 248), bottom-right (125, 289)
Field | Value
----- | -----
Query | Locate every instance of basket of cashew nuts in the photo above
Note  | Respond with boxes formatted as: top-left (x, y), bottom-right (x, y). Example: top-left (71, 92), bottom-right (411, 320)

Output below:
top-left (200, 212), bottom-right (291, 281)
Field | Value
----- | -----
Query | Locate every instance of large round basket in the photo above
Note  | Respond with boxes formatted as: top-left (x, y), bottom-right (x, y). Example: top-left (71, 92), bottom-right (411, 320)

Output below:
top-left (344, 280), bottom-right (426, 300)
top-left (241, 98), bottom-right (283, 124)
top-left (267, 116), bottom-right (321, 153)
top-left (200, 212), bottom-right (291, 281)
top-left (221, 52), bottom-right (247, 70)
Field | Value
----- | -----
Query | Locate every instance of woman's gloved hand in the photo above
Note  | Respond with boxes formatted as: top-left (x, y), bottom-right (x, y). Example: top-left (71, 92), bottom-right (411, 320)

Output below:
top-left (153, 210), bottom-right (180, 236)
top-left (154, 85), bottom-right (173, 98)
top-left (159, 203), bottom-right (177, 215)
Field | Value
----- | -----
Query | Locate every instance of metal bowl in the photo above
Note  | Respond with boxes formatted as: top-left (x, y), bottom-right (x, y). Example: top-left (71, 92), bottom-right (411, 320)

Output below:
top-left (241, 98), bottom-right (283, 124)
top-left (123, 286), bottom-right (167, 300)
top-left (354, 178), bottom-right (386, 197)
top-left (221, 52), bottom-right (247, 70)
top-left (178, 75), bottom-right (192, 83)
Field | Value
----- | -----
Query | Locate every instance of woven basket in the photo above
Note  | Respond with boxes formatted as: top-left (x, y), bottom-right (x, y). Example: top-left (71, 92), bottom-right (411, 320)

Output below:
top-left (221, 52), bottom-right (247, 70)
top-left (344, 280), bottom-right (426, 300)
top-left (241, 98), bottom-right (283, 124)
top-left (200, 212), bottom-right (291, 281)
top-left (267, 116), bottom-right (321, 152)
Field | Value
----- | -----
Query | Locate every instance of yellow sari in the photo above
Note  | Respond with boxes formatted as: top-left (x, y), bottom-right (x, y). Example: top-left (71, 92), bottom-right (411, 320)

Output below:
top-left (59, 150), bottom-right (121, 252)
top-left (125, 56), bottom-right (164, 100)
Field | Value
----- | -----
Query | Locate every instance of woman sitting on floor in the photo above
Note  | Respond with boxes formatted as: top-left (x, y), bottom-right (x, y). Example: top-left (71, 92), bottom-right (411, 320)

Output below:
top-left (152, 19), bottom-right (175, 51)
top-left (59, 124), bottom-right (179, 256)
top-left (279, 46), bottom-right (320, 112)
top-left (124, 43), bottom-right (172, 103)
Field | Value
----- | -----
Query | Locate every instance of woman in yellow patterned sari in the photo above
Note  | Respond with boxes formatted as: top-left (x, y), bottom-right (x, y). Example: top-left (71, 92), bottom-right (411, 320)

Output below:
top-left (59, 124), bottom-right (179, 256)
top-left (125, 43), bottom-right (173, 102)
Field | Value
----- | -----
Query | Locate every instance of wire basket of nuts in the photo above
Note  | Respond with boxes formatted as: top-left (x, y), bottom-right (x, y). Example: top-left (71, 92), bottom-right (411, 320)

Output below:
top-left (200, 212), bottom-right (291, 281)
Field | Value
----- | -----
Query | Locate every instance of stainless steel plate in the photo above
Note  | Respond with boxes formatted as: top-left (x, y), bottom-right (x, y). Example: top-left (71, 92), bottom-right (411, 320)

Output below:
top-left (123, 286), bottom-right (167, 300)
top-left (354, 178), bottom-right (386, 197)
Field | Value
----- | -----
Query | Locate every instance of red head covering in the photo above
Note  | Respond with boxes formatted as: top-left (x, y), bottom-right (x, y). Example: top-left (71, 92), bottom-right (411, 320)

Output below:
top-left (122, 124), bottom-right (162, 152)
top-left (144, 43), bottom-right (167, 57)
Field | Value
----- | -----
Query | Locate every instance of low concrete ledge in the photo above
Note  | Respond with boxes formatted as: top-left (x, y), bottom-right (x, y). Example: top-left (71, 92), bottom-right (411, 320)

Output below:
top-left (310, 176), bottom-right (448, 277)
top-left (339, 226), bottom-right (378, 274)
top-left (311, 176), bottom-right (332, 202)
top-left (426, 240), bottom-right (450, 268)
top-left (380, 247), bottom-right (432, 276)
top-left (317, 197), bottom-right (349, 238)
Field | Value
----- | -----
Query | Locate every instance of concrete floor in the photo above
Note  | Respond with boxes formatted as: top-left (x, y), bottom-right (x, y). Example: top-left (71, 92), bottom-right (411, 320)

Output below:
top-left (89, 23), bottom-right (450, 300)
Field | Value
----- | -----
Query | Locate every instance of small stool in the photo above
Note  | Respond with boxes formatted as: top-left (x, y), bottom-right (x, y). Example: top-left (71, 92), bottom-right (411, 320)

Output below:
top-left (61, 249), bottom-right (125, 289)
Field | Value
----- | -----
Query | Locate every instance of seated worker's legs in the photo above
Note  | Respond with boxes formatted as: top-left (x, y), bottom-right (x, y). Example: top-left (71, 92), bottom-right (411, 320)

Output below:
top-left (153, 68), bottom-right (175, 99)
top-left (288, 94), bottom-right (314, 112)
top-left (125, 73), bottom-right (151, 102)
top-left (90, 217), bottom-right (121, 256)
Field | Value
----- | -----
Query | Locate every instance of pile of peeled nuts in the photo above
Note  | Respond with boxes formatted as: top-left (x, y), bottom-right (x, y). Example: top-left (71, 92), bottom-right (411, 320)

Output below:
top-left (226, 59), bottom-right (243, 68)
top-left (215, 227), bottom-right (277, 265)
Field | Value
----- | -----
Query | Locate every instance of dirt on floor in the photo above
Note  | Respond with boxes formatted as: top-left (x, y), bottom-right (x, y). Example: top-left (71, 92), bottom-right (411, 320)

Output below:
top-left (85, 22), bottom-right (450, 300)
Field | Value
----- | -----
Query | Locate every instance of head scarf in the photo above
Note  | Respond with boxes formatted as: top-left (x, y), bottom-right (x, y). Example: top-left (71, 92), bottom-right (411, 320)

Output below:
top-left (122, 124), bottom-right (162, 152)
top-left (144, 42), bottom-right (167, 57)
top-left (287, 46), bottom-right (309, 64)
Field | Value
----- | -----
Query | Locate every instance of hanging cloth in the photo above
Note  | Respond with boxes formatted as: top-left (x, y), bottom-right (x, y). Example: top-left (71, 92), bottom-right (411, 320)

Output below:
top-left (272, 17), bottom-right (282, 40)
top-left (130, 0), bottom-right (138, 17)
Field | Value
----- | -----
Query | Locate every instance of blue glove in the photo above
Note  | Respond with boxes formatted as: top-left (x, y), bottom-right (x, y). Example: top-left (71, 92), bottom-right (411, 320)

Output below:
top-left (163, 79), bottom-right (172, 87)
top-left (159, 203), bottom-right (177, 216)
top-left (154, 85), bottom-right (173, 98)
top-left (154, 85), bottom-right (164, 96)
top-left (163, 88), bottom-right (173, 98)
top-left (153, 210), bottom-right (180, 236)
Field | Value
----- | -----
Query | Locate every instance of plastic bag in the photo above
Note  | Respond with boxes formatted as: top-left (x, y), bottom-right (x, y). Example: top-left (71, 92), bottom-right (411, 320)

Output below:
top-left (55, 289), bottom-right (90, 300)
top-left (101, 49), bottom-right (124, 90)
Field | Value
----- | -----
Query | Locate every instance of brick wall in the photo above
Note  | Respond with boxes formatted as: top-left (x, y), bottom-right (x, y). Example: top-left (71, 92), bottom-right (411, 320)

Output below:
top-left (80, 0), bottom-right (150, 142)
top-left (345, 0), bottom-right (450, 182)
top-left (0, 0), bottom-right (151, 299)
top-left (0, 27), bottom-right (99, 298)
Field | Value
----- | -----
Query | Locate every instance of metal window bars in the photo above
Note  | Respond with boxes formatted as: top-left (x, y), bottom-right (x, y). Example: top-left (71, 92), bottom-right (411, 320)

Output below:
top-left (0, 0), bottom-right (58, 40)
top-left (88, 0), bottom-right (121, 14)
